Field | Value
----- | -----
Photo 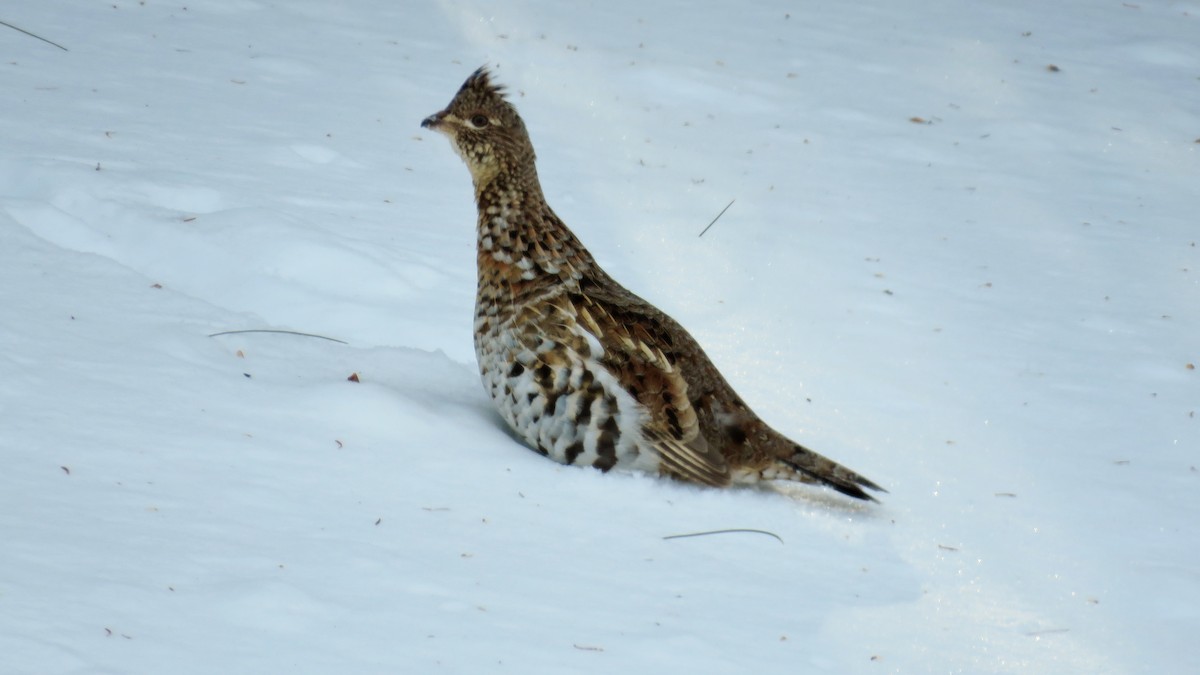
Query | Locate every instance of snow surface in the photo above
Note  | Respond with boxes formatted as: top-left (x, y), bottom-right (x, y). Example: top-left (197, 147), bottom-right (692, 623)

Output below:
top-left (2, 1), bottom-right (1198, 673)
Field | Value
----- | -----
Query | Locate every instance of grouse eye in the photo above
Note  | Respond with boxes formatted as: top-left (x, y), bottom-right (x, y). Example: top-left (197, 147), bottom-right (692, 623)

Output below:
top-left (469, 114), bottom-right (489, 129)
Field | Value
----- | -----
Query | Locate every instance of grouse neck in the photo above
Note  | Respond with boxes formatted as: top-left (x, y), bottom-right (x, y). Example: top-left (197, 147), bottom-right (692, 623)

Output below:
top-left (474, 172), bottom-right (594, 283)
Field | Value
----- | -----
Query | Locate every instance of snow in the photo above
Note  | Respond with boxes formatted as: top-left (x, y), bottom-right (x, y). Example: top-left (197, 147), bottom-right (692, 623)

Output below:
top-left (2, 1), bottom-right (1197, 673)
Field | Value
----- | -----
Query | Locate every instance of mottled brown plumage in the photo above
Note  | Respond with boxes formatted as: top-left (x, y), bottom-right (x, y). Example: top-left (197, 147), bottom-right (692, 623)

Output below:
top-left (421, 67), bottom-right (884, 500)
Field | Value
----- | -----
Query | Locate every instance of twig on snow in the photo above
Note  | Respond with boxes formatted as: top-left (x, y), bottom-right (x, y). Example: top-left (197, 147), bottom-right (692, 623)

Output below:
top-left (663, 528), bottom-right (783, 544)
top-left (1, 20), bottom-right (68, 51)
top-left (207, 329), bottom-right (348, 345)
top-left (697, 199), bottom-right (735, 238)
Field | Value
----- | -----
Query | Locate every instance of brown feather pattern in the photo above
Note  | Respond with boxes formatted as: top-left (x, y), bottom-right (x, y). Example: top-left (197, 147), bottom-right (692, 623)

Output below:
top-left (421, 67), bottom-right (884, 500)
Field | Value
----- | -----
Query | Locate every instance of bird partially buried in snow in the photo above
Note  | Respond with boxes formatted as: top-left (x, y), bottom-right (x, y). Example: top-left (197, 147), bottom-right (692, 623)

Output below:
top-left (421, 67), bottom-right (884, 501)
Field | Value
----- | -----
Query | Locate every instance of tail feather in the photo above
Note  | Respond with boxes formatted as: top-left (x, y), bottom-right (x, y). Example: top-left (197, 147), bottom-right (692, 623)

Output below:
top-left (783, 442), bottom-right (886, 502)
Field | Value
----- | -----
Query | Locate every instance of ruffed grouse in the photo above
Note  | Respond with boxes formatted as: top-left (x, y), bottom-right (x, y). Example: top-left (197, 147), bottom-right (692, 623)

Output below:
top-left (422, 67), bottom-right (883, 500)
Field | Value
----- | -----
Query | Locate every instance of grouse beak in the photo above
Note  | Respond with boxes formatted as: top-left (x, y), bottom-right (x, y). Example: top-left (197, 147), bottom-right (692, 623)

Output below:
top-left (421, 111), bottom-right (446, 130)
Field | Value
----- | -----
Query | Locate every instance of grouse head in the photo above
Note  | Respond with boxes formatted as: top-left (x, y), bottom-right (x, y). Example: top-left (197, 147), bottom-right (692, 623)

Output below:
top-left (422, 67), bottom-right (536, 192)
